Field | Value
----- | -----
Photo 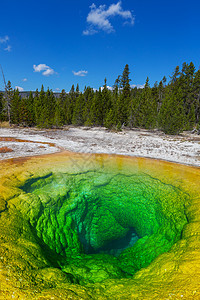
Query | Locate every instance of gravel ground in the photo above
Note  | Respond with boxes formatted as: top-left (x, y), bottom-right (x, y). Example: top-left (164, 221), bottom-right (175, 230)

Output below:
top-left (0, 126), bottom-right (200, 166)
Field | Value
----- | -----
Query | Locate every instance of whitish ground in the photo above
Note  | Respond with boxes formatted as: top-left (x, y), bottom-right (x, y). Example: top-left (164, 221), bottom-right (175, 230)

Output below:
top-left (0, 126), bottom-right (200, 166)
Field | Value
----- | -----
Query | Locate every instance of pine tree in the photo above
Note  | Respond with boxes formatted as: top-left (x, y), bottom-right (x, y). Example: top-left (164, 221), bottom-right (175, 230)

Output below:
top-left (63, 85), bottom-right (76, 125)
top-left (83, 87), bottom-right (95, 125)
top-left (89, 92), bottom-right (99, 126)
top-left (104, 107), bottom-right (115, 129)
top-left (170, 66), bottom-right (180, 85)
top-left (179, 62), bottom-right (195, 129)
top-left (110, 77), bottom-right (120, 127)
top-left (45, 88), bottom-right (56, 127)
top-left (193, 69), bottom-right (200, 123)
top-left (159, 87), bottom-right (185, 134)
top-left (121, 64), bottom-right (131, 97)
top-left (135, 77), bottom-right (157, 129)
top-left (101, 79), bottom-right (112, 125)
top-left (72, 93), bottom-right (85, 125)
top-left (64, 95), bottom-right (72, 124)
top-left (68, 84), bottom-right (76, 122)
top-left (75, 84), bottom-right (80, 97)
top-left (128, 93), bottom-right (140, 128)
top-left (187, 103), bottom-right (195, 130)
top-left (1, 62), bottom-right (199, 134)
top-left (34, 86), bottom-right (45, 127)
top-left (11, 89), bottom-right (21, 124)
top-left (113, 76), bottom-right (121, 93)
top-left (19, 97), bottom-right (29, 126)
top-left (158, 80), bottom-right (164, 112)
top-left (27, 91), bottom-right (35, 126)
top-left (19, 92), bottom-right (35, 127)
top-left (117, 64), bottom-right (131, 126)
top-left (92, 88), bottom-right (104, 126)
top-left (54, 89), bottom-right (66, 127)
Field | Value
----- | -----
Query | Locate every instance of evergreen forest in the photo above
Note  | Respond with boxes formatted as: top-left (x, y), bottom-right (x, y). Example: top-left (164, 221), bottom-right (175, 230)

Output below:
top-left (1, 62), bottom-right (200, 135)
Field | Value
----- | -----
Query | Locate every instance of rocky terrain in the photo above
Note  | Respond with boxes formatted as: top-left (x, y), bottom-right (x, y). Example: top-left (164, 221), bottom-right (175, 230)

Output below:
top-left (0, 126), bottom-right (200, 166)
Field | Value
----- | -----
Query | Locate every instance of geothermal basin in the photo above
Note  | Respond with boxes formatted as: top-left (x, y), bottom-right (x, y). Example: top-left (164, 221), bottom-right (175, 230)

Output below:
top-left (0, 152), bottom-right (200, 299)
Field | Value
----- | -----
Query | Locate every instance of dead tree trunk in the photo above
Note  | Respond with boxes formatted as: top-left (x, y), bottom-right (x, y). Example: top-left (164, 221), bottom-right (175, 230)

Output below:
top-left (0, 64), bottom-right (11, 125)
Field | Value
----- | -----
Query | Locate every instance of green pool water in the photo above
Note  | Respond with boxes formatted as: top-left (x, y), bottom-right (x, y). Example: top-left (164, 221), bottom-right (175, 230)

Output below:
top-left (16, 161), bottom-right (188, 284)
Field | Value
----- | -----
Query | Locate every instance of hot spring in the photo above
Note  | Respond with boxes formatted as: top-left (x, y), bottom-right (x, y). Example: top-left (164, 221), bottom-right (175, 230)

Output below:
top-left (0, 153), bottom-right (200, 299)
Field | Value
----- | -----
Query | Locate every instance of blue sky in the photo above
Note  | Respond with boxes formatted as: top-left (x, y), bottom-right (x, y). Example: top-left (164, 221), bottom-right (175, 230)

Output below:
top-left (0, 0), bottom-right (200, 92)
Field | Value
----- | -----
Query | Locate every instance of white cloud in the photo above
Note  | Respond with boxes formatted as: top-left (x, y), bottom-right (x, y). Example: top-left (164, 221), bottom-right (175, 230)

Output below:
top-left (82, 29), bottom-right (98, 36)
top-left (33, 64), bottom-right (48, 72)
top-left (100, 85), bottom-right (113, 91)
top-left (54, 88), bottom-right (60, 92)
top-left (0, 36), bottom-right (11, 52)
top-left (131, 84), bottom-right (145, 89)
top-left (42, 68), bottom-right (55, 76)
top-left (4, 45), bottom-right (11, 52)
top-left (33, 64), bottom-right (56, 76)
top-left (0, 35), bottom-right (9, 43)
top-left (72, 70), bottom-right (88, 77)
top-left (22, 78), bottom-right (28, 82)
top-left (15, 86), bottom-right (24, 91)
top-left (83, 1), bottom-right (134, 35)
top-left (107, 85), bottom-right (113, 91)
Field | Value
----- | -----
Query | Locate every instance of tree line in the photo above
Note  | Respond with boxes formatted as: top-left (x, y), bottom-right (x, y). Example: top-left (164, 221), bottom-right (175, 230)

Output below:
top-left (0, 62), bottom-right (200, 134)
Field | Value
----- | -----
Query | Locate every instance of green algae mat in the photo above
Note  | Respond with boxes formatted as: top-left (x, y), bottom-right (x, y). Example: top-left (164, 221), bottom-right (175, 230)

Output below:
top-left (0, 152), bottom-right (200, 299)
